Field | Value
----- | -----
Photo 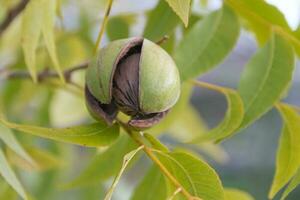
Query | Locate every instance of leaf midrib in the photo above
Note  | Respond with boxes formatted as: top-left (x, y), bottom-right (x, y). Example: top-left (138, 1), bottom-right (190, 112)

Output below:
top-left (244, 35), bottom-right (275, 113)
top-left (187, 8), bottom-right (224, 70)
top-left (157, 151), bottom-right (198, 197)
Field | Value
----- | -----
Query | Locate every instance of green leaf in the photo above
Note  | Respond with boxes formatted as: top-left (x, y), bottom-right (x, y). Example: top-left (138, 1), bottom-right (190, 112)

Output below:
top-left (131, 165), bottom-right (167, 200)
top-left (6, 146), bottom-right (64, 171)
top-left (64, 135), bottom-right (137, 188)
top-left (156, 151), bottom-right (225, 200)
top-left (144, 0), bottom-right (179, 41)
top-left (268, 103), bottom-right (300, 199)
top-left (0, 148), bottom-right (27, 200)
top-left (225, 188), bottom-right (254, 200)
top-left (238, 34), bottom-right (295, 129)
top-left (104, 145), bottom-right (143, 200)
top-left (167, 104), bottom-right (229, 164)
top-left (107, 16), bottom-right (130, 41)
top-left (164, 0), bottom-right (191, 27)
top-left (0, 124), bottom-right (34, 165)
top-left (280, 168), bottom-right (300, 200)
top-left (21, 0), bottom-right (43, 82)
top-left (143, 133), bottom-right (169, 152)
top-left (190, 81), bottom-right (244, 143)
top-left (0, 116), bottom-right (120, 147)
top-left (225, 0), bottom-right (290, 44)
top-left (41, 0), bottom-right (65, 82)
top-left (174, 5), bottom-right (239, 81)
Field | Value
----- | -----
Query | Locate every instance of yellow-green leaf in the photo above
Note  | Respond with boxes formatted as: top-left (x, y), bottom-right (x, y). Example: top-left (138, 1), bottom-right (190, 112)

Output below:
top-left (41, 0), bottom-right (65, 82)
top-left (169, 104), bottom-right (229, 164)
top-left (191, 81), bottom-right (244, 143)
top-left (6, 146), bottom-right (64, 171)
top-left (164, 0), bottom-right (191, 27)
top-left (64, 135), bottom-right (137, 188)
top-left (225, 188), bottom-right (254, 200)
top-left (156, 151), bottom-right (225, 200)
top-left (104, 146), bottom-right (143, 200)
top-left (225, 0), bottom-right (300, 56)
top-left (269, 103), bottom-right (300, 199)
top-left (280, 168), bottom-right (300, 200)
top-left (0, 116), bottom-right (120, 147)
top-left (131, 165), bottom-right (167, 200)
top-left (238, 34), bottom-right (295, 129)
top-left (0, 148), bottom-right (27, 200)
top-left (0, 183), bottom-right (18, 200)
top-left (0, 124), bottom-right (34, 165)
top-left (174, 5), bottom-right (239, 81)
top-left (50, 88), bottom-right (88, 127)
top-left (21, 0), bottom-right (43, 82)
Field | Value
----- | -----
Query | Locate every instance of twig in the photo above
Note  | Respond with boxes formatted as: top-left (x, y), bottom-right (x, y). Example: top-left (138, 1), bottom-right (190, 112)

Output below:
top-left (156, 35), bottom-right (169, 45)
top-left (1, 61), bottom-right (89, 83)
top-left (0, 0), bottom-right (29, 37)
top-left (93, 0), bottom-right (114, 54)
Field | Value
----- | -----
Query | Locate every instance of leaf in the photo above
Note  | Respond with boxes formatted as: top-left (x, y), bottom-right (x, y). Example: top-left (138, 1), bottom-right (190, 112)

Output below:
top-left (64, 135), bottom-right (137, 188)
top-left (225, 0), bottom-right (288, 42)
top-left (167, 104), bottom-right (229, 163)
top-left (268, 103), bottom-right (300, 199)
top-left (0, 183), bottom-right (18, 200)
top-left (164, 0), bottom-right (191, 27)
top-left (21, 0), bottom-right (43, 82)
top-left (280, 168), bottom-right (300, 200)
top-left (156, 151), bottom-right (225, 200)
top-left (0, 148), bottom-right (27, 200)
top-left (6, 146), bottom-right (64, 171)
top-left (0, 124), bottom-right (34, 165)
top-left (238, 33), bottom-right (295, 129)
top-left (21, 0), bottom-right (64, 83)
top-left (144, 0), bottom-right (179, 41)
top-left (225, 188), bottom-right (254, 200)
top-left (0, 116), bottom-right (120, 147)
top-left (41, 0), bottom-right (65, 82)
top-left (174, 5), bottom-right (239, 81)
top-left (225, 0), bottom-right (294, 47)
top-left (191, 81), bottom-right (244, 143)
top-left (50, 88), bottom-right (88, 127)
top-left (131, 165), bottom-right (167, 200)
top-left (104, 145), bottom-right (143, 200)
top-left (107, 16), bottom-right (130, 41)
top-left (143, 133), bottom-right (169, 152)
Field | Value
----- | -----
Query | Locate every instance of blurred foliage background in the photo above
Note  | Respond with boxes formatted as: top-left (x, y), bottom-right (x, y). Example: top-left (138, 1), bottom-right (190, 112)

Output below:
top-left (0, 0), bottom-right (300, 199)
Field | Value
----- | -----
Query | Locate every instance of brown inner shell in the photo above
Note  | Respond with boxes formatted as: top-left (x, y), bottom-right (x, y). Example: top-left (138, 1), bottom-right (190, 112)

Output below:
top-left (85, 86), bottom-right (117, 125)
top-left (112, 44), bottom-right (142, 116)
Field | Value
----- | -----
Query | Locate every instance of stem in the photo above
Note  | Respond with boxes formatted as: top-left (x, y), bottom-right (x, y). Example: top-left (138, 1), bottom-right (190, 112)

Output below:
top-left (191, 79), bottom-right (230, 93)
top-left (93, 0), bottom-right (114, 54)
top-left (0, 0), bottom-right (29, 37)
top-left (1, 61), bottom-right (89, 82)
top-left (117, 120), bottom-right (197, 200)
top-left (156, 35), bottom-right (169, 45)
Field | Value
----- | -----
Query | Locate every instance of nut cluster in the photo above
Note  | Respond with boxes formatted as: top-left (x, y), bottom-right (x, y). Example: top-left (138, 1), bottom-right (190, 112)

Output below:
top-left (85, 37), bottom-right (180, 129)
